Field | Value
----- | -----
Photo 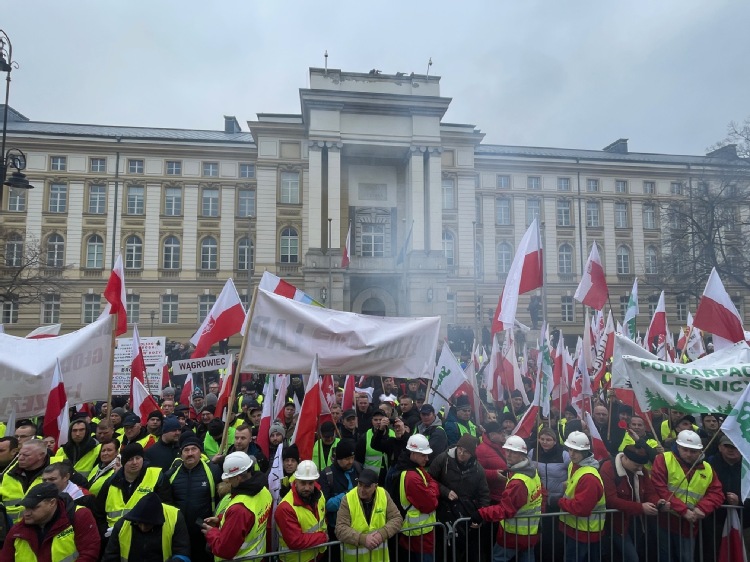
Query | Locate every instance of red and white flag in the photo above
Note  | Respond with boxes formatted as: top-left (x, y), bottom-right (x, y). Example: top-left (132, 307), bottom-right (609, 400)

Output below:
top-left (645, 291), bottom-right (672, 361)
top-left (214, 367), bottom-right (234, 422)
top-left (43, 359), bottom-right (69, 451)
top-left (342, 375), bottom-right (356, 411)
top-left (341, 223), bottom-right (351, 269)
top-left (592, 310), bottom-right (615, 388)
top-left (693, 268), bottom-right (745, 351)
top-left (132, 377), bottom-right (160, 423)
top-left (290, 356), bottom-right (325, 460)
top-left (718, 507), bottom-right (748, 562)
top-left (130, 324), bottom-right (147, 404)
top-left (191, 279), bottom-right (246, 358)
top-left (511, 403), bottom-right (539, 439)
top-left (484, 335), bottom-right (501, 401)
top-left (685, 312), bottom-right (706, 360)
top-left (574, 241), bottom-right (608, 310)
top-left (492, 219), bottom-right (543, 334)
top-left (102, 254), bottom-right (128, 336)
top-left (26, 324), bottom-right (61, 339)
top-left (583, 411), bottom-right (610, 462)
top-left (257, 376), bottom-right (275, 459)
top-left (321, 375), bottom-right (338, 410)
top-left (179, 373), bottom-right (194, 406)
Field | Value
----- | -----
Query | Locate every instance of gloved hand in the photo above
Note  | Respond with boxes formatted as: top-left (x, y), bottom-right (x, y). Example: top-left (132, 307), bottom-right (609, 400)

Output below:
top-left (470, 508), bottom-right (485, 525)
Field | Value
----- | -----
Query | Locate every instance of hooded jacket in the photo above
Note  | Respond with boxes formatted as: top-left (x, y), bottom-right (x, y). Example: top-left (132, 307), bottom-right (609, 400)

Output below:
top-left (529, 443), bottom-right (570, 508)
top-left (475, 434), bottom-right (508, 502)
top-left (428, 447), bottom-right (490, 514)
top-left (557, 454), bottom-right (605, 541)
top-left (415, 416), bottom-right (448, 462)
top-left (58, 424), bottom-right (100, 476)
top-left (599, 453), bottom-right (660, 535)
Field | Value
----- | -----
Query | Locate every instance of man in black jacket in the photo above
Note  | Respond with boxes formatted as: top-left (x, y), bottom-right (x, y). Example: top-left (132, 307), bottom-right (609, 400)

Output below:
top-left (144, 416), bottom-right (182, 471)
top-left (55, 418), bottom-right (101, 480)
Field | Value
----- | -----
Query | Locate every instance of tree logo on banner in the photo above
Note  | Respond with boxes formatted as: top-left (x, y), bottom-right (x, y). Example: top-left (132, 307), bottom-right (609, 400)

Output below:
top-left (436, 367), bottom-right (450, 389)
top-left (728, 401), bottom-right (750, 435)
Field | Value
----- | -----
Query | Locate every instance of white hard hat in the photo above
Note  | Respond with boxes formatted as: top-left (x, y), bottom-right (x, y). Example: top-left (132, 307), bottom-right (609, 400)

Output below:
top-left (503, 435), bottom-right (528, 454)
top-left (564, 431), bottom-right (591, 451)
top-left (222, 451), bottom-right (254, 480)
top-left (676, 430), bottom-right (703, 450)
top-left (294, 460), bottom-right (320, 481)
top-left (406, 434), bottom-right (433, 455)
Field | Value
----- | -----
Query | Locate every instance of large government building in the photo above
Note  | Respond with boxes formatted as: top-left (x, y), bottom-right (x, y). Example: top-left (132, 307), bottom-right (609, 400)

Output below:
top-left (0, 68), bottom-right (742, 347)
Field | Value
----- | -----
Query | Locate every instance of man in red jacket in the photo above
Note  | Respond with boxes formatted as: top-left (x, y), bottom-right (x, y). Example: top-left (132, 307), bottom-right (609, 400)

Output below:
top-left (650, 429), bottom-right (724, 562)
top-left (475, 421), bottom-right (509, 503)
top-left (0, 482), bottom-right (100, 562)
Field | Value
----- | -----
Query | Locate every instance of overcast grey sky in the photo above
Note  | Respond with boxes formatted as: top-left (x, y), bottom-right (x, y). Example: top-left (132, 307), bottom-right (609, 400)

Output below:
top-left (4, 1), bottom-right (749, 155)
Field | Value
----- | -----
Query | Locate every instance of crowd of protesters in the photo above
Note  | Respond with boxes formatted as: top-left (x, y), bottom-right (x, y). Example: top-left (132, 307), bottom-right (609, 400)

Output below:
top-left (0, 360), bottom-right (748, 562)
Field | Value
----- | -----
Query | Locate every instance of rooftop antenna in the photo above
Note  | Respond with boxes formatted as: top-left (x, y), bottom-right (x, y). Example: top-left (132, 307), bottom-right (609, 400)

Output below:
top-left (324, 50), bottom-right (328, 74)
top-left (426, 57), bottom-right (432, 77)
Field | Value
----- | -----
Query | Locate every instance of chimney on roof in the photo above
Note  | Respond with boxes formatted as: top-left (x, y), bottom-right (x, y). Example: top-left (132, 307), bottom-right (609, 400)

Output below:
top-left (224, 115), bottom-right (241, 134)
top-left (706, 144), bottom-right (738, 159)
top-left (602, 138), bottom-right (628, 154)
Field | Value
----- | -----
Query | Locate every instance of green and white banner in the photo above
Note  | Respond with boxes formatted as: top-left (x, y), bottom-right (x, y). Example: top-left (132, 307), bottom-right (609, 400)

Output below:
top-left (619, 338), bottom-right (750, 415)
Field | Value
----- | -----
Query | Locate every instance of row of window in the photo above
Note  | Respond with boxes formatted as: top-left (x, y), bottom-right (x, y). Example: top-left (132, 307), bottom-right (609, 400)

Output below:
top-left (493, 175), bottom-right (686, 195)
top-left (49, 156), bottom-right (256, 179)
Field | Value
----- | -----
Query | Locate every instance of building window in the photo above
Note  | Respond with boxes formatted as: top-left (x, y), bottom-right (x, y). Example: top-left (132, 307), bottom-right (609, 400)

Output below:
top-left (5, 234), bottom-right (23, 267)
top-left (561, 296), bottom-right (574, 322)
top-left (240, 163), bottom-right (255, 179)
top-left (556, 199), bottom-right (571, 226)
top-left (497, 175), bottom-right (510, 189)
top-left (497, 242), bottom-right (513, 275)
top-left (200, 237), bottom-right (218, 270)
top-left (475, 196), bottom-right (482, 223)
top-left (164, 187), bottom-right (182, 216)
top-left (557, 177), bottom-right (571, 191)
top-left (648, 295), bottom-right (659, 317)
top-left (46, 234), bottom-right (65, 268)
top-left (475, 243), bottom-right (483, 279)
top-left (127, 185), bottom-right (145, 215)
top-left (0, 298), bottom-right (18, 324)
top-left (670, 182), bottom-right (683, 195)
top-left (128, 159), bottom-right (144, 174)
top-left (42, 294), bottom-right (61, 324)
top-left (526, 198), bottom-right (541, 226)
top-left (643, 181), bottom-right (655, 194)
top-left (616, 245), bottom-right (631, 275)
top-left (8, 188), bottom-right (26, 212)
top-left (280, 227), bottom-right (299, 263)
top-left (161, 294), bottom-right (178, 324)
top-left (166, 161), bottom-right (182, 176)
top-left (558, 243), bottom-right (573, 274)
top-left (51, 156), bottom-right (67, 172)
top-left (199, 294), bottom-right (216, 323)
top-left (202, 188), bottom-right (219, 217)
top-left (732, 296), bottom-right (743, 319)
top-left (615, 202), bottom-right (629, 228)
top-left (676, 296), bottom-right (687, 322)
top-left (90, 158), bottom-right (106, 173)
top-left (620, 295), bottom-right (629, 320)
top-left (202, 162), bottom-right (219, 177)
top-left (125, 235), bottom-right (143, 269)
top-left (442, 230), bottom-right (455, 266)
top-left (527, 176), bottom-right (541, 190)
top-left (163, 236), bottom-right (181, 269)
top-left (361, 224), bottom-right (385, 257)
top-left (442, 178), bottom-right (455, 209)
top-left (643, 204), bottom-right (656, 230)
top-left (496, 197), bottom-right (511, 225)
top-left (238, 188), bottom-right (255, 218)
top-left (586, 201), bottom-right (600, 227)
top-left (586, 179), bottom-right (599, 193)
top-left (645, 246), bottom-right (658, 275)
top-left (126, 294), bottom-right (140, 324)
top-left (280, 171), bottom-right (300, 204)
top-left (49, 184), bottom-right (68, 213)
top-left (88, 185), bottom-right (106, 214)
top-left (82, 294), bottom-right (101, 324)
top-left (86, 235), bottom-right (104, 269)
top-left (238, 237), bottom-right (254, 271)
top-left (615, 180), bottom-right (628, 194)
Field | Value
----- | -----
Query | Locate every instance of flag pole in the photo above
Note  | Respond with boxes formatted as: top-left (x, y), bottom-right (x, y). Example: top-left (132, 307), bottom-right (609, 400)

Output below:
top-left (219, 285), bottom-right (259, 456)
top-left (105, 313), bottom-right (117, 412)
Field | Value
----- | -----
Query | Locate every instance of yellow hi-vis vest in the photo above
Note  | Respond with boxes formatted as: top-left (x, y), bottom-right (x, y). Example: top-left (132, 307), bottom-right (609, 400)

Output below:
top-left (104, 466), bottom-right (162, 527)
top-left (559, 464), bottom-right (606, 533)
top-left (364, 429), bottom-right (393, 471)
top-left (89, 466), bottom-right (116, 497)
top-left (13, 505), bottom-right (82, 562)
top-left (500, 471), bottom-right (543, 536)
top-left (215, 488), bottom-right (273, 561)
top-left (54, 444), bottom-right (102, 479)
top-left (457, 420), bottom-right (478, 438)
top-left (119, 503), bottom-right (178, 561)
top-left (0, 471), bottom-right (45, 523)
top-left (312, 438), bottom-right (339, 471)
top-left (341, 486), bottom-right (389, 562)
top-left (663, 451), bottom-right (713, 510)
top-left (399, 469), bottom-right (437, 536)
top-left (277, 489), bottom-right (327, 562)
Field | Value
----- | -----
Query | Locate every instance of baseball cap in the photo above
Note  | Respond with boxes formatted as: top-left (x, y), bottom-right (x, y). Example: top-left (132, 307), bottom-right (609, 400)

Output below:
top-left (20, 483), bottom-right (58, 508)
top-left (357, 468), bottom-right (379, 486)
top-left (122, 413), bottom-right (141, 427)
top-left (342, 409), bottom-right (356, 420)
top-left (420, 404), bottom-right (435, 415)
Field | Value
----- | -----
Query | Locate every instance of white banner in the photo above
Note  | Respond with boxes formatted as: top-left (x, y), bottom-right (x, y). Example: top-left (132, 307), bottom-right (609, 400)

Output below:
top-left (172, 354), bottom-right (232, 376)
top-left (0, 316), bottom-right (115, 418)
top-left (240, 289), bottom-right (440, 377)
top-left (112, 366), bottom-right (165, 396)
top-left (114, 336), bottom-right (165, 367)
top-left (611, 333), bottom-right (657, 389)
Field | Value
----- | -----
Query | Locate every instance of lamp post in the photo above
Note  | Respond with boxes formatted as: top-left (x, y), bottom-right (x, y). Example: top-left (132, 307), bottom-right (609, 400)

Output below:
top-left (149, 309), bottom-right (156, 337)
top-left (0, 31), bottom-right (34, 208)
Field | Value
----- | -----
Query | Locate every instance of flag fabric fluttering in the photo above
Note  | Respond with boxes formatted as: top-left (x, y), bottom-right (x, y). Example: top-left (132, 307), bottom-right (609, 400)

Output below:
top-left (273, 375), bottom-right (290, 422)
top-left (720, 383), bottom-right (750, 503)
top-left (537, 324), bottom-right (554, 418)
top-left (290, 356), bottom-right (324, 460)
top-left (179, 373), bottom-right (193, 407)
top-left (623, 278), bottom-right (639, 340)
top-left (257, 375), bottom-right (275, 459)
top-left (214, 367), bottom-right (234, 422)
top-left (43, 359), bottom-right (69, 450)
top-left (257, 271), bottom-right (324, 306)
top-left (131, 377), bottom-right (160, 423)
top-left (694, 267), bottom-right (746, 351)
top-left (591, 310), bottom-right (615, 388)
top-left (190, 278), bottom-right (246, 358)
top-left (583, 411), bottom-right (610, 462)
top-left (718, 508), bottom-right (748, 562)
top-left (26, 324), bottom-right (62, 339)
top-left (396, 221), bottom-right (414, 266)
top-left (341, 375), bottom-right (356, 411)
top-left (341, 222), bottom-right (351, 269)
top-left (430, 341), bottom-right (468, 415)
top-left (574, 241), bottom-right (609, 310)
top-left (130, 324), bottom-right (147, 404)
top-left (645, 291), bottom-right (673, 361)
top-left (102, 254), bottom-right (128, 335)
top-left (684, 311), bottom-right (706, 360)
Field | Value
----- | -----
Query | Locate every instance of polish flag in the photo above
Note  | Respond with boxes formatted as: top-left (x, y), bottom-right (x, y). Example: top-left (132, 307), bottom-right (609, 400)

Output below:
top-left (552, 332), bottom-right (567, 400)
top-left (571, 343), bottom-right (593, 416)
top-left (179, 373), bottom-right (193, 407)
top-left (102, 254), bottom-right (128, 336)
top-left (685, 312), bottom-right (706, 360)
top-left (132, 377), bottom-right (160, 424)
top-left (511, 403), bottom-right (539, 439)
top-left (693, 268), bottom-right (745, 351)
top-left (592, 311), bottom-right (615, 388)
top-left (158, 357), bottom-right (171, 390)
top-left (191, 279), bottom-right (246, 358)
top-left (291, 356), bottom-right (325, 460)
top-left (574, 241), bottom-right (608, 310)
top-left (274, 375), bottom-right (290, 421)
top-left (43, 359), bottom-right (69, 451)
top-left (484, 336), bottom-right (501, 401)
top-left (321, 375), bottom-right (337, 410)
top-left (492, 219), bottom-right (543, 334)
top-left (341, 223), bottom-right (351, 269)
top-left (583, 411), bottom-right (610, 462)
top-left (342, 375), bottom-right (356, 411)
top-left (257, 375), bottom-right (275, 459)
top-left (130, 325), bottom-right (147, 405)
top-left (498, 330), bottom-right (528, 406)
top-left (214, 368), bottom-right (234, 422)
top-left (645, 291), bottom-right (671, 361)
top-left (677, 327), bottom-right (687, 352)
top-left (26, 324), bottom-right (61, 339)
top-left (258, 271), bottom-right (323, 306)
top-left (718, 504), bottom-right (748, 562)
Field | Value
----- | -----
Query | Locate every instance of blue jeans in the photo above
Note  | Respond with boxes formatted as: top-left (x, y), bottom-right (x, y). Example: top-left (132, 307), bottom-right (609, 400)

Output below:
top-left (492, 543), bottom-right (536, 562)
top-left (657, 526), bottom-right (695, 562)
top-left (563, 538), bottom-right (600, 562)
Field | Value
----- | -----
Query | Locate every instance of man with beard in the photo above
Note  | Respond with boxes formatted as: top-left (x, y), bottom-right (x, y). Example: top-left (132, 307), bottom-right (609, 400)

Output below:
top-left (54, 418), bottom-right (101, 480)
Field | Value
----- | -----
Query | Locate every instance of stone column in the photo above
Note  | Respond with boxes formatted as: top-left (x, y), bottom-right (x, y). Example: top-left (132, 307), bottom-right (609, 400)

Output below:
top-left (307, 142), bottom-right (324, 250)
top-left (326, 142), bottom-right (343, 249)
top-left (408, 146), bottom-right (426, 252)
top-left (426, 147), bottom-right (443, 252)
